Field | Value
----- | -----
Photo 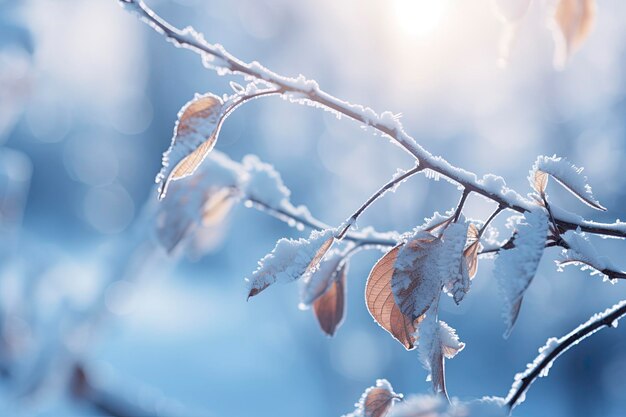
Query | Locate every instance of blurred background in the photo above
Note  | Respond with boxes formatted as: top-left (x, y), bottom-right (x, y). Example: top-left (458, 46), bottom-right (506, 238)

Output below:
top-left (1, 0), bottom-right (625, 416)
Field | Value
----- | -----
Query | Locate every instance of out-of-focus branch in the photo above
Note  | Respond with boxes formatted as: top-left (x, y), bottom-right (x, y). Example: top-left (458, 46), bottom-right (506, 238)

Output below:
top-left (118, 0), bottom-right (626, 240)
top-left (70, 364), bottom-right (165, 417)
top-left (506, 300), bottom-right (626, 411)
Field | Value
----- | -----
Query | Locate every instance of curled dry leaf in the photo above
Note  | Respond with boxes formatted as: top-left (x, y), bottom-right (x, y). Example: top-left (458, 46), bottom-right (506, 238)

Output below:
top-left (366, 246), bottom-right (421, 350)
top-left (551, 0), bottom-right (596, 68)
top-left (247, 229), bottom-right (335, 299)
top-left (313, 263), bottom-right (347, 336)
top-left (464, 224), bottom-right (481, 280)
top-left (156, 93), bottom-right (226, 200)
top-left (363, 380), bottom-right (401, 417)
top-left (530, 155), bottom-right (605, 211)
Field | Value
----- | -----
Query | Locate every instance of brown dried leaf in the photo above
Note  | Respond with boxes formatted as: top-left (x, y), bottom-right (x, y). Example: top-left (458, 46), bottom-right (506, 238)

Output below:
top-left (552, 0), bottom-right (596, 67)
top-left (365, 246), bottom-right (422, 350)
top-left (467, 223), bottom-right (479, 241)
top-left (157, 94), bottom-right (225, 200)
top-left (313, 263), bottom-right (347, 336)
top-left (464, 240), bottom-right (480, 279)
top-left (533, 170), bottom-right (549, 195)
top-left (363, 385), bottom-right (398, 417)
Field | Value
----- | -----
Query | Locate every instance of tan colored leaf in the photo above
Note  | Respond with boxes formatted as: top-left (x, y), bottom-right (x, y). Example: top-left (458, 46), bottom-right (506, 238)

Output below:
top-left (533, 170), bottom-right (549, 195)
top-left (157, 93), bottom-right (225, 200)
top-left (350, 380), bottom-right (401, 417)
top-left (464, 240), bottom-right (480, 279)
top-left (363, 384), bottom-right (399, 417)
top-left (467, 223), bottom-right (479, 241)
top-left (365, 246), bottom-right (422, 350)
top-left (313, 263), bottom-right (347, 336)
top-left (552, 0), bottom-right (596, 68)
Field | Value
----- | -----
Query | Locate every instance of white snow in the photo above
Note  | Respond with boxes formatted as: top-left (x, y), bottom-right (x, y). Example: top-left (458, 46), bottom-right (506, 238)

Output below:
top-left (387, 394), bottom-right (506, 417)
top-left (494, 208), bottom-right (549, 337)
top-left (246, 228), bottom-right (335, 297)
top-left (558, 230), bottom-right (621, 280)
top-left (531, 155), bottom-right (606, 210)
top-left (391, 231), bottom-right (442, 319)
top-left (439, 222), bottom-right (470, 303)
top-left (507, 300), bottom-right (626, 406)
top-left (241, 155), bottom-right (291, 208)
top-left (299, 248), bottom-right (346, 308)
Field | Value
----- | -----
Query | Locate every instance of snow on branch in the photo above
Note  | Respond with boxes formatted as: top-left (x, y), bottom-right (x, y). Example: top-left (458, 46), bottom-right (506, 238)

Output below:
top-left (119, 0), bottom-right (626, 240)
top-left (506, 299), bottom-right (626, 410)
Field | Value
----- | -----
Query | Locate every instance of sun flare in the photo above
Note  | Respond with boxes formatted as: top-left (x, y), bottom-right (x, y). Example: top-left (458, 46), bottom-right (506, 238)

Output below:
top-left (393, 0), bottom-right (450, 37)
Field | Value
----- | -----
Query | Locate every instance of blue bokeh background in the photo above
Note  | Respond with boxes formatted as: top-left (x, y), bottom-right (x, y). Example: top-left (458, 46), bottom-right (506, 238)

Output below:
top-left (1, 0), bottom-right (626, 416)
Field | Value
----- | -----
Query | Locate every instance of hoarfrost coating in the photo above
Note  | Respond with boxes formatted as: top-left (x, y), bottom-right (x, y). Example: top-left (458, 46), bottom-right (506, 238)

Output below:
top-left (494, 207), bottom-right (549, 337)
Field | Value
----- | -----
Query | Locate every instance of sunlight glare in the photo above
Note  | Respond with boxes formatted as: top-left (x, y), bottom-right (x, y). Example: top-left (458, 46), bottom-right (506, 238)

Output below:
top-left (394, 0), bottom-right (450, 37)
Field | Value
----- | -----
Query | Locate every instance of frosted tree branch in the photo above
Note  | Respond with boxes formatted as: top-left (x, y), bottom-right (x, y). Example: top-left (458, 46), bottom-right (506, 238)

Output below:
top-left (119, 0), bottom-right (626, 240)
top-left (506, 300), bottom-right (626, 411)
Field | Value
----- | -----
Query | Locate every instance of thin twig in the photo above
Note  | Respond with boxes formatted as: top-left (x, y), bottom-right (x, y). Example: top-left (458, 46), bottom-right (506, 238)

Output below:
top-left (336, 165), bottom-right (423, 240)
top-left (453, 189), bottom-right (470, 222)
top-left (506, 300), bottom-right (626, 411)
top-left (245, 197), bottom-right (397, 247)
top-left (119, 0), bottom-right (626, 240)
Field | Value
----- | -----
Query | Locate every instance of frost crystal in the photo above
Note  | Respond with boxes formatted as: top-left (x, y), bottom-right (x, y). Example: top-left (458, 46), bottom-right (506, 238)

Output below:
top-left (246, 228), bottom-right (335, 298)
top-left (558, 230), bottom-right (620, 280)
top-left (531, 155), bottom-right (605, 210)
top-left (507, 300), bottom-right (626, 407)
top-left (494, 208), bottom-right (549, 337)
top-left (387, 394), bottom-right (506, 417)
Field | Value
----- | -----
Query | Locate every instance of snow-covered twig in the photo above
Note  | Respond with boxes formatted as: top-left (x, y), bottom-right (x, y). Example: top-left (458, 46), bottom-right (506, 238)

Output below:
top-left (506, 300), bottom-right (626, 410)
top-left (118, 0), bottom-right (626, 240)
